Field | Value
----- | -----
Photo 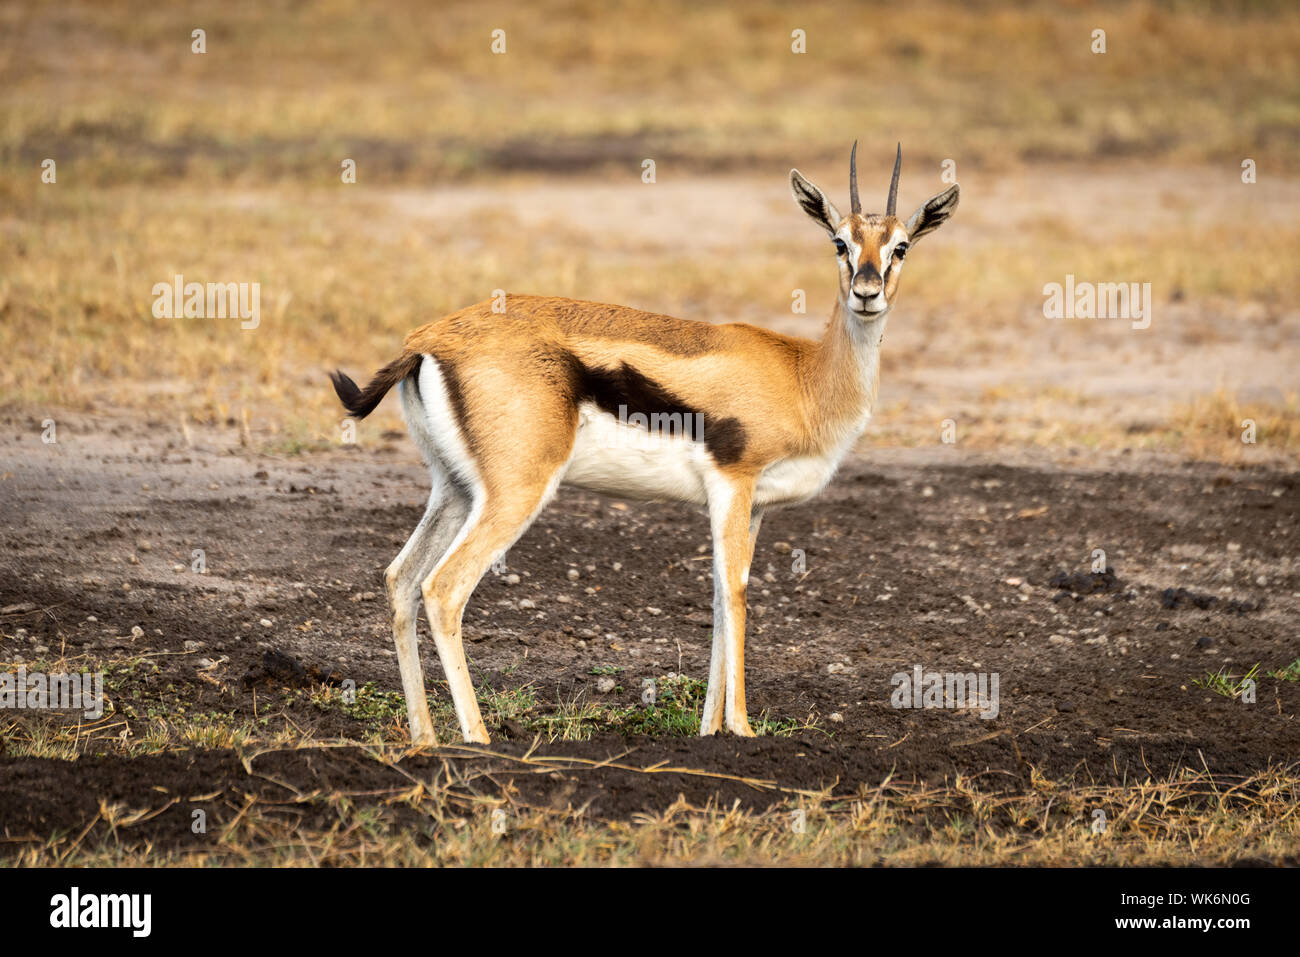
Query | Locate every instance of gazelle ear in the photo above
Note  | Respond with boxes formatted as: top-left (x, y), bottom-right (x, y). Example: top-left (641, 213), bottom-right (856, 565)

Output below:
top-left (905, 184), bottom-right (960, 242)
top-left (790, 169), bottom-right (842, 236)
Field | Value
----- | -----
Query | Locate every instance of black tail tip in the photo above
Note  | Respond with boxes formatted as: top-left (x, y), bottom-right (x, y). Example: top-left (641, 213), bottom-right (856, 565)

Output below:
top-left (329, 369), bottom-right (363, 416)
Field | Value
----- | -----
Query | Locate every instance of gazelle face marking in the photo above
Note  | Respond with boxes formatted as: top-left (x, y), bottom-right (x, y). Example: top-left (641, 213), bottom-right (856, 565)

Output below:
top-left (834, 219), bottom-right (910, 317)
top-left (790, 141), bottom-right (960, 321)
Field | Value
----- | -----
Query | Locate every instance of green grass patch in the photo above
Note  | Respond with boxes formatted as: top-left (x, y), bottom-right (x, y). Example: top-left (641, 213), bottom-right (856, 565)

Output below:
top-left (1193, 663), bottom-right (1262, 699)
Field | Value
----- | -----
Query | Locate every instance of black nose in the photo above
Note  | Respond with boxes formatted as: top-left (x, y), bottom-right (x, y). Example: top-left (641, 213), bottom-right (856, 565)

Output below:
top-left (852, 265), bottom-right (882, 297)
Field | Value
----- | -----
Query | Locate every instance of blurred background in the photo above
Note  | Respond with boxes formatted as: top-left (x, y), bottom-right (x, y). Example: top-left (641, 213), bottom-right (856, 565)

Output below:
top-left (1, 0), bottom-right (1297, 460)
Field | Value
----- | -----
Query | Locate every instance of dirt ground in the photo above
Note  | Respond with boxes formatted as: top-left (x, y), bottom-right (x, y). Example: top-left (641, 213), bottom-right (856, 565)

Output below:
top-left (1, 411), bottom-right (1296, 855)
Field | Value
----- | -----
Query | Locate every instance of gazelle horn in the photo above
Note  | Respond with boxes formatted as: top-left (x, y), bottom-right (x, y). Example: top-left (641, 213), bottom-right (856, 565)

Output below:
top-left (849, 140), bottom-right (861, 215)
top-left (886, 142), bottom-right (901, 216)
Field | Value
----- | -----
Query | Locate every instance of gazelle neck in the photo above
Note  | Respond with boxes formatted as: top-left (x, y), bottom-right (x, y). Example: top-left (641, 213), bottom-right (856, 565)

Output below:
top-left (803, 297), bottom-right (888, 450)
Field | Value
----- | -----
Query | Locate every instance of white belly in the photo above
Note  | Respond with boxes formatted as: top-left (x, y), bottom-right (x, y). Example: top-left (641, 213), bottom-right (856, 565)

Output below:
top-left (561, 403), bottom-right (860, 508)
top-left (561, 403), bottom-right (711, 504)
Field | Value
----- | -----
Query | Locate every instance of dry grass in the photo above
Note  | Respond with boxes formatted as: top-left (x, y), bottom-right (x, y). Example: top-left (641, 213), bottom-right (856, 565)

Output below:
top-left (5, 620), bottom-right (1300, 866)
top-left (1165, 388), bottom-right (1300, 461)
top-left (6, 745), bottom-right (1298, 866)
top-left (865, 385), bottom-right (1300, 462)
top-left (5, 646), bottom-right (1298, 866)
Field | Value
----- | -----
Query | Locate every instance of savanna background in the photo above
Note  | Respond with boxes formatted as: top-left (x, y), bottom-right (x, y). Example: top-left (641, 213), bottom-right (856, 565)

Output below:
top-left (1, 0), bottom-right (1298, 866)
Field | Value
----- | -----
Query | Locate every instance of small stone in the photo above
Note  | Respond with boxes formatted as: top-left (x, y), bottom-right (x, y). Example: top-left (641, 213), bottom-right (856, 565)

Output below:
top-left (1196, 635), bottom-right (1215, 649)
top-left (260, 618), bottom-right (273, 628)
top-left (504, 573), bottom-right (521, 585)
top-left (130, 625), bottom-right (145, 641)
top-left (32, 644), bottom-right (49, 654)
top-left (567, 568), bottom-right (581, 581)
top-left (596, 676), bottom-right (617, 693)
top-left (1055, 700), bottom-right (1077, 713)
top-left (184, 639), bottom-right (205, 652)
top-left (1005, 577), bottom-right (1023, 587)
top-left (645, 606), bottom-right (662, 616)
top-left (518, 598), bottom-right (536, 610)
top-left (829, 712), bottom-right (844, 723)
top-left (1048, 634), bottom-right (1072, 646)
top-left (827, 662), bottom-right (846, 674)
top-left (772, 542), bottom-right (792, 554)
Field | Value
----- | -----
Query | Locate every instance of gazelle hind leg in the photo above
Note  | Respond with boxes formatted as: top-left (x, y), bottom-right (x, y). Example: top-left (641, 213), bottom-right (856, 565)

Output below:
top-left (385, 468), bottom-right (473, 746)
top-left (701, 474), bottom-right (759, 737)
top-left (421, 467), bottom-right (567, 744)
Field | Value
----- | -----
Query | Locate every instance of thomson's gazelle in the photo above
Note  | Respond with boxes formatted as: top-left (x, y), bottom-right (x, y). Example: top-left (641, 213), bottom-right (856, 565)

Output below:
top-left (331, 143), bottom-right (959, 744)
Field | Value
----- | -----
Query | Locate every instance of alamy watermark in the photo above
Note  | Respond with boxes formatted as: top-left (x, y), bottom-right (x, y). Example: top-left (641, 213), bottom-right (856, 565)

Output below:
top-left (891, 664), bottom-right (999, 719)
top-left (1043, 274), bottom-right (1151, 330)
top-left (49, 887), bottom-right (150, 937)
top-left (1, 666), bottom-right (104, 719)
top-left (152, 274), bottom-right (260, 329)
top-left (616, 403), bottom-right (705, 447)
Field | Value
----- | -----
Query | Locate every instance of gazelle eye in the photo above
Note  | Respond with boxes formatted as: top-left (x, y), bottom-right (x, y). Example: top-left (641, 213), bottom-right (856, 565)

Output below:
top-left (893, 243), bottom-right (909, 260)
top-left (833, 239), bottom-right (848, 256)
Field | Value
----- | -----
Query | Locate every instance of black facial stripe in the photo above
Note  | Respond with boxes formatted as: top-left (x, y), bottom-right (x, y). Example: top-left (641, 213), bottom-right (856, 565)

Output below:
top-left (854, 262), bottom-right (882, 284)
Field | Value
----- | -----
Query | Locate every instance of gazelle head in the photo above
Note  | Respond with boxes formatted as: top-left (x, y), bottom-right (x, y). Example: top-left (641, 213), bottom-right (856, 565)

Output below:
top-left (790, 142), bottom-right (959, 318)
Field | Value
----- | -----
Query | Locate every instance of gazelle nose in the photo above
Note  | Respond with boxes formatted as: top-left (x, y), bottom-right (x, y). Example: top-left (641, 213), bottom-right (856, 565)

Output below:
top-left (852, 267), bottom-right (882, 297)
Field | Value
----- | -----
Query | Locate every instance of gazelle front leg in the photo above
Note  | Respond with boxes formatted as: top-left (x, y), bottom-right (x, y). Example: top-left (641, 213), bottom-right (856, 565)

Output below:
top-left (700, 473), bottom-right (759, 737)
